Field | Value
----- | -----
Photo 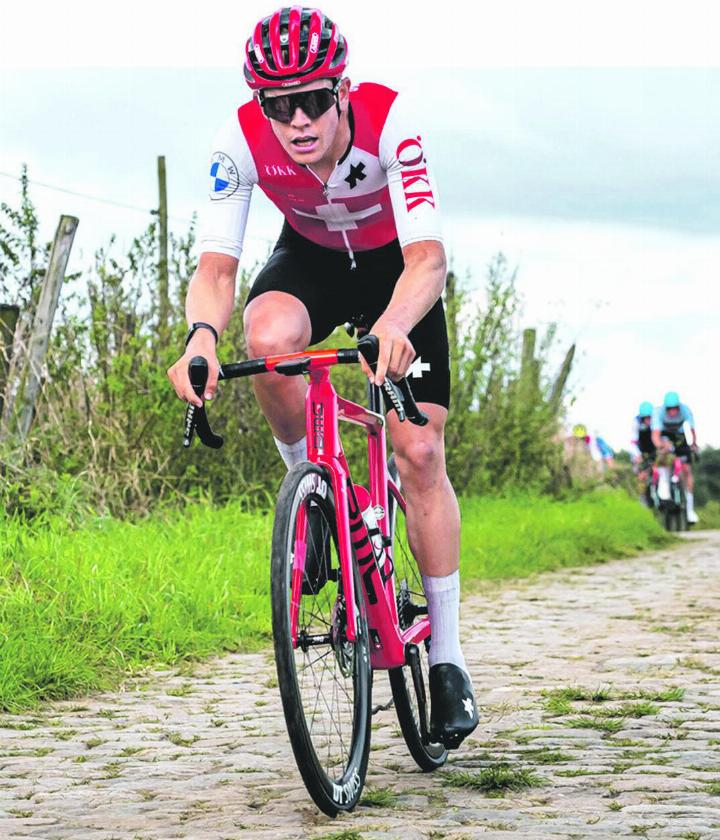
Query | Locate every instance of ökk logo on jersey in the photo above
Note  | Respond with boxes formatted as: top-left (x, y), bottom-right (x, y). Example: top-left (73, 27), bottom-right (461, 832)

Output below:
top-left (396, 136), bottom-right (435, 212)
top-left (264, 163), bottom-right (298, 177)
top-left (209, 152), bottom-right (239, 201)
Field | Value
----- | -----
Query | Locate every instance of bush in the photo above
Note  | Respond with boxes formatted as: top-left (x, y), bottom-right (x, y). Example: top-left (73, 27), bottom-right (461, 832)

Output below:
top-left (1, 172), bottom-right (575, 521)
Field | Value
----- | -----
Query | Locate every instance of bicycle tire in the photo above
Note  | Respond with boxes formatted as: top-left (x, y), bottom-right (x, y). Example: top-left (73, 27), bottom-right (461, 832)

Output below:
top-left (385, 455), bottom-right (448, 771)
top-left (271, 461), bottom-right (371, 816)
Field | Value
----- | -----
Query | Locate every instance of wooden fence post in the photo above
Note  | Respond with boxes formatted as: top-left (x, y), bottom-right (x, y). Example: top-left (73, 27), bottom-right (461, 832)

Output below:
top-left (518, 327), bottom-right (539, 400)
top-left (157, 155), bottom-right (170, 332)
top-left (549, 343), bottom-right (576, 415)
top-left (0, 304), bottom-right (20, 418)
top-left (16, 215), bottom-right (79, 439)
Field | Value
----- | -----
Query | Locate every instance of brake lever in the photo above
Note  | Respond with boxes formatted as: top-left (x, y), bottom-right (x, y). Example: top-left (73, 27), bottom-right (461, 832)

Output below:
top-left (183, 356), bottom-right (224, 449)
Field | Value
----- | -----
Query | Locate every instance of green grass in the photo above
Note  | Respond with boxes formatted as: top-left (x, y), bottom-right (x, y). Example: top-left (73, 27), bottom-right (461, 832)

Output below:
top-left (0, 502), bottom-right (272, 712)
top-left (443, 765), bottom-right (543, 796)
top-left (459, 489), bottom-right (671, 582)
top-left (0, 489), bottom-right (671, 712)
top-left (565, 716), bottom-right (626, 734)
top-left (697, 501), bottom-right (720, 530)
top-left (359, 787), bottom-right (398, 807)
top-left (522, 747), bottom-right (575, 764)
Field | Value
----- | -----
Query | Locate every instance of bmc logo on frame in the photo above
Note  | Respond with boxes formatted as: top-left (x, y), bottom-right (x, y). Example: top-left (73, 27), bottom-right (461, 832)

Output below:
top-left (396, 136), bottom-right (435, 212)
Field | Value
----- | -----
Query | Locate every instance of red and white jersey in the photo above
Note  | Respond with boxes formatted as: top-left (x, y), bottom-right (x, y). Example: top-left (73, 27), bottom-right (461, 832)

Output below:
top-left (198, 82), bottom-right (443, 265)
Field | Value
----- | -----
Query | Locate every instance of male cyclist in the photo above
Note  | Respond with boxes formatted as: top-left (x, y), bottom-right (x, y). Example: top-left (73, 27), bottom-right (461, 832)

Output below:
top-left (167, 6), bottom-right (478, 748)
top-left (651, 391), bottom-right (699, 523)
top-left (630, 401), bottom-right (656, 505)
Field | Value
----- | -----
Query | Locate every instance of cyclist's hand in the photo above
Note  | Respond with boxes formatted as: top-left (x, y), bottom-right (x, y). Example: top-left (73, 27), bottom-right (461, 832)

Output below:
top-left (366, 317), bottom-right (415, 386)
top-left (167, 333), bottom-right (220, 407)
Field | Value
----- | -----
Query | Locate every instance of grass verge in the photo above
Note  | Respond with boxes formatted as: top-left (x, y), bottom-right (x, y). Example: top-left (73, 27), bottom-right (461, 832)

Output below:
top-left (0, 489), bottom-right (671, 712)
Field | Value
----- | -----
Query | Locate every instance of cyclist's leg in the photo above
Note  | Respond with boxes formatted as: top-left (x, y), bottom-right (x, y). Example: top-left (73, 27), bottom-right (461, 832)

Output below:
top-left (244, 291), bottom-right (310, 443)
top-left (243, 226), bottom-right (344, 448)
top-left (676, 440), bottom-right (697, 521)
top-left (385, 300), bottom-right (478, 747)
top-left (387, 405), bottom-right (458, 578)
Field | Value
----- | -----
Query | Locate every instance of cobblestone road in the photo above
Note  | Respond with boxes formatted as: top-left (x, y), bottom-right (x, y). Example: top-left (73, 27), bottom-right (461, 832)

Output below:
top-left (1, 532), bottom-right (719, 839)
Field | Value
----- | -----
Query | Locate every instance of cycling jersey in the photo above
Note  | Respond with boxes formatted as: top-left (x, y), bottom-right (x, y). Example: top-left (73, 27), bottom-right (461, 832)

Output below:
top-left (630, 416), bottom-right (656, 457)
top-left (651, 403), bottom-right (695, 434)
top-left (198, 82), bottom-right (443, 268)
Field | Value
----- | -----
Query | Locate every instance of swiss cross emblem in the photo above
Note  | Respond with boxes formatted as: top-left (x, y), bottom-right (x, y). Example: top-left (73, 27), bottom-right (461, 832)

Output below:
top-left (293, 202), bottom-right (382, 232)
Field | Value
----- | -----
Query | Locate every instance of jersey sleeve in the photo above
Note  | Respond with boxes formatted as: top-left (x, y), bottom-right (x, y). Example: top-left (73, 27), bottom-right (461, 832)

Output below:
top-left (630, 418), bottom-right (641, 457)
top-left (681, 404), bottom-right (695, 427)
top-left (197, 114), bottom-right (258, 260)
top-left (651, 407), bottom-right (663, 432)
top-left (378, 95), bottom-right (443, 249)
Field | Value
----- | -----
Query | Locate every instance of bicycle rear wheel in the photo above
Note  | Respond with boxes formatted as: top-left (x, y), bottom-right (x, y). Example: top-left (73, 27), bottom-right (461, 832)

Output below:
top-left (386, 455), bottom-right (448, 771)
top-left (271, 462), bottom-right (371, 816)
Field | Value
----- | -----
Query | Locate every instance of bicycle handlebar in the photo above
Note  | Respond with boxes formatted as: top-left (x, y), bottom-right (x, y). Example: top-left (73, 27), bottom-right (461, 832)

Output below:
top-left (182, 335), bottom-right (429, 449)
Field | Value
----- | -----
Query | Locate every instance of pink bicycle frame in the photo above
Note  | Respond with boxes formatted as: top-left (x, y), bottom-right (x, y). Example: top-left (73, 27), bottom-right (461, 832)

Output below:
top-left (270, 351), bottom-right (431, 671)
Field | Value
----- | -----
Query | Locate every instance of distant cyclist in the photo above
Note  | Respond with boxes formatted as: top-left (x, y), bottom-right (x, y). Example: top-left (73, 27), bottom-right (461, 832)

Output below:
top-left (630, 401), bottom-right (656, 505)
top-left (651, 391), bottom-right (699, 523)
top-left (168, 6), bottom-right (478, 747)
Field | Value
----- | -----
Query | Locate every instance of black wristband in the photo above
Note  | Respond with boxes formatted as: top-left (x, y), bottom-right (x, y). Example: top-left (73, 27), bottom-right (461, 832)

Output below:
top-left (185, 321), bottom-right (219, 347)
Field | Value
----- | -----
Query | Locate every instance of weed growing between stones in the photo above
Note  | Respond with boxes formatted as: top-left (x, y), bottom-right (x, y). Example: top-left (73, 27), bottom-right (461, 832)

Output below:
top-left (443, 764), bottom-right (543, 796)
top-left (359, 787), bottom-right (398, 808)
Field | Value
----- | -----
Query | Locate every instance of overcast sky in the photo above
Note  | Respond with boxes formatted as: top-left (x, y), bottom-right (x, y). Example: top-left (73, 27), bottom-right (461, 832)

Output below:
top-left (1, 0), bottom-right (718, 449)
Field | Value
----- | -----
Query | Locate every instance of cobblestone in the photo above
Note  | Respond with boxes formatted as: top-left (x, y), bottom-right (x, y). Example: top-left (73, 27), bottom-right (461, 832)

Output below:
top-left (0, 532), bottom-right (719, 838)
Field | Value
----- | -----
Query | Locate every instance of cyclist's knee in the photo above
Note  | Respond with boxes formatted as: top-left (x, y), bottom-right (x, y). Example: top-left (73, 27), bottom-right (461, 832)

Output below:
top-left (394, 437), bottom-right (444, 480)
top-left (244, 294), bottom-right (311, 356)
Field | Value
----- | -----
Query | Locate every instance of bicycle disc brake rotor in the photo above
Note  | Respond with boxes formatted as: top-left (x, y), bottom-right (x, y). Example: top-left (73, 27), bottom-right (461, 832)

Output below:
top-left (331, 596), bottom-right (355, 678)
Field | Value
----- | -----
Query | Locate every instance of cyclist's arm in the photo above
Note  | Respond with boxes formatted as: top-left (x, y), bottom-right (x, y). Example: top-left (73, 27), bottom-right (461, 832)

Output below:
top-left (374, 94), bottom-right (445, 383)
top-left (370, 240), bottom-right (446, 383)
top-left (651, 408), bottom-right (666, 450)
top-left (169, 114), bottom-right (256, 404)
top-left (196, 113), bottom-right (257, 260)
top-left (630, 419), bottom-right (641, 460)
top-left (683, 406), bottom-right (698, 447)
top-left (167, 253), bottom-right (238, 406)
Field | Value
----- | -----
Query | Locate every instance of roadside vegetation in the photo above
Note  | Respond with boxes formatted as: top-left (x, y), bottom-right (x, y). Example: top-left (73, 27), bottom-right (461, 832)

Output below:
top-left (0, 490), bottom-right (670, 713)
top-left (0, 170), bottom-right (673, 713)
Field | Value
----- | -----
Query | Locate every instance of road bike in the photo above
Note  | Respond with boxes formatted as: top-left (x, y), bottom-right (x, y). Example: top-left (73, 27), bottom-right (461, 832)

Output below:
top-left (651, 445), bottom-right (689, 532)
top-left (183, 335), bottom-right (448, 816)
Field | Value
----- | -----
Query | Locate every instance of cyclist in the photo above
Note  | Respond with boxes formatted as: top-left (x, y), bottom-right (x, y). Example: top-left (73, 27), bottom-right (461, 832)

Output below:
top-left (630, 401), bottom-right (656, 505)
top-left (651, 391), bottom-right (699, 523)
top-left (167, 6), bottom-right (478, 748)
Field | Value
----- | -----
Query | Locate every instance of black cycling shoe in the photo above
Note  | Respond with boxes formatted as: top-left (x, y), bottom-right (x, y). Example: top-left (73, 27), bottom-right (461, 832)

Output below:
top-left (429, 663), bottom-right (479, 749)
top-left (301, 502), bottom-right (332, 595)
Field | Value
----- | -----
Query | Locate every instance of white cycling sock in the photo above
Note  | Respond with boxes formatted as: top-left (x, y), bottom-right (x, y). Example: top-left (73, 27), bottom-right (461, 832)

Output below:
top-left (274, 435), bottom-right (307, 470)
top-left (686, 491), bottom-right (695, 513)
top-left (422, 570), bottom-right (467, 673)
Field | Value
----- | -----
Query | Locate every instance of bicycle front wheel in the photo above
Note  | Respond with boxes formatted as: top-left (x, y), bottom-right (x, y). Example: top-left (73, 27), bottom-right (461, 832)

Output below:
top-left (386, 455), bottom-right (448, 771)
top-left (271, 462), bottom-right (371, 816)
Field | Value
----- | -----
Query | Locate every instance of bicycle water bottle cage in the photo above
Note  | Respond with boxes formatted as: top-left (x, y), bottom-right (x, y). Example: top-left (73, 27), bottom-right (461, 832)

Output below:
top-left (275, 358), bottom-right (311, 376)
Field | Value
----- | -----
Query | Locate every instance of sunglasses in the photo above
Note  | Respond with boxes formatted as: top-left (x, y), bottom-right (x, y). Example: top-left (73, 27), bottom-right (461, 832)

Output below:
top-left (258, 81), bottom-right (340, 124)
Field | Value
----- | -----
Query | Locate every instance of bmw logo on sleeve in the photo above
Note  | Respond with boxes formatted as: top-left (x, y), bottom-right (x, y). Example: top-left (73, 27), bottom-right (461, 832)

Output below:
top-left (209, 152), bottom-right (239, 201)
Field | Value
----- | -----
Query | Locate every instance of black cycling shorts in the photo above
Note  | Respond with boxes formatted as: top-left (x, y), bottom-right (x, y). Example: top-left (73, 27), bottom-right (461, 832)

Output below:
top-left (245, 222), bottom-right (450, 409)
top-left (661, 431), bottom-right (691, 462)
